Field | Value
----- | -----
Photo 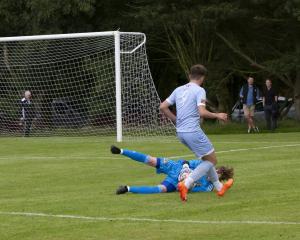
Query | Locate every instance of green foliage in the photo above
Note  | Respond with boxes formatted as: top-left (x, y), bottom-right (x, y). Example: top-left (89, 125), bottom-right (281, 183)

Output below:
top-left (202, 119), bottom-right (300, 134)
top-left (1, 0), bottom-right (300, 118)
top-left (165, 21), bottom-right (214, 76)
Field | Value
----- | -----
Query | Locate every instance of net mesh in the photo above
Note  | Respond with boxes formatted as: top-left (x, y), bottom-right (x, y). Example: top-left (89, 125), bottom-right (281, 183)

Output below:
top-left (0, 32), bottom-right (174, 138)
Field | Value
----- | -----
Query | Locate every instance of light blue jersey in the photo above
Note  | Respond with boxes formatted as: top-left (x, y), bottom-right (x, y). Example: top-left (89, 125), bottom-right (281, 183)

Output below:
top-left (166, 82), bottom-right (214, 158)
top-left (156, 158), bottom-right (214, 192)
top-left (166, 82), bottom-right (206, 133)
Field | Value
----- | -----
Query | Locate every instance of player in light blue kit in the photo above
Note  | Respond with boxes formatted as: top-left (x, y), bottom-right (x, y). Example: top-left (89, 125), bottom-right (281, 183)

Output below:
top-left (110, 146), bottom-right (234, 195)
top-left (160, 64), bottom-right (234, 201)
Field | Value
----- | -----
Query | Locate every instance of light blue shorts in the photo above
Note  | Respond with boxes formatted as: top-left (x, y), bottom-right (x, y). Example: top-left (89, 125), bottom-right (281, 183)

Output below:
top-left (177, 130), bottom-right (214, 158)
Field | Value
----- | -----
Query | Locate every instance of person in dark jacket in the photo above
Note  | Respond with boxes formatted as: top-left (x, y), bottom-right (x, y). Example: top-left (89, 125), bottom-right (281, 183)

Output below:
top-left (263, 79), bottom-right (278, 131)
top-left (20, 90), bottom-right (35, 137)
top-left (239, 76), bottom-right (260, 133)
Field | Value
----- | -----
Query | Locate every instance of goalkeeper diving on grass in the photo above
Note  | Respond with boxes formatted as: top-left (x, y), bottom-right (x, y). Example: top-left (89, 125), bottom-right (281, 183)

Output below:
top-left (111, 145), bottom-right (234, 194)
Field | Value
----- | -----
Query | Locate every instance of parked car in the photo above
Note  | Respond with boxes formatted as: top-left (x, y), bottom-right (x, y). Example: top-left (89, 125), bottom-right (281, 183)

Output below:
top-left (51, 99), bottom-right (86, 128)
top-left (0, 111), bottom-right (22, 132)
top-left (231, 97), bottom-right (296, 122)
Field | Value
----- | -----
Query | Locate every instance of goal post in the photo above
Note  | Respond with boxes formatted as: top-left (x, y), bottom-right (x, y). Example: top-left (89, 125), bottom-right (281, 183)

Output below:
top-left (0, 31), bottom-right (173, 140)
top-left (114, 31), bottom-right (122, 142)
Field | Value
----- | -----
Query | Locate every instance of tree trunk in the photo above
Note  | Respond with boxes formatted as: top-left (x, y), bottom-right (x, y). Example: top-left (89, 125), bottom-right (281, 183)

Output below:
top-left (216, 85), bottom-right (230, 113)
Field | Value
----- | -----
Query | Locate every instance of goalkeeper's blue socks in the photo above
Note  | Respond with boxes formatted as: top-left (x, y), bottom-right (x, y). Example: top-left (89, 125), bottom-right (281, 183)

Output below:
top-left (121, 149), bottom-right (150, 164)
top-left (128, 186), bottom-right (163, 194)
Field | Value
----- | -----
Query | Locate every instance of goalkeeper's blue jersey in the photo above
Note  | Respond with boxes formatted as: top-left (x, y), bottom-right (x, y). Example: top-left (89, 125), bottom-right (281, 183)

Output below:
top-left (155, 158), bottom-right (214, 192)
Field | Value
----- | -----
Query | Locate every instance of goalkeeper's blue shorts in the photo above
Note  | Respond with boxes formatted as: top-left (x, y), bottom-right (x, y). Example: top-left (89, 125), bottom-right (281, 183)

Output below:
top-left (155, 157), bottom-right (184, 192)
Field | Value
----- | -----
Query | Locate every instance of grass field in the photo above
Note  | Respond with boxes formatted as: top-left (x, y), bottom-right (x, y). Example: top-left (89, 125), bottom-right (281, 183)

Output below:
top-left (0, 132), bottom-right (299, 240)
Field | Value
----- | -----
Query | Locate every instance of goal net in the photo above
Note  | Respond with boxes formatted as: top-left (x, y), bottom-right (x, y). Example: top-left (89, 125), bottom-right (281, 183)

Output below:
top-left (0, 31), bottom-right (174, 140)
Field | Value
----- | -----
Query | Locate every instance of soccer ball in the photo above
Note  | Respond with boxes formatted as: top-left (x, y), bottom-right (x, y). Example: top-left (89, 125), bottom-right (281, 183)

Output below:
top-left (178, 163), bottom-right (192, 182)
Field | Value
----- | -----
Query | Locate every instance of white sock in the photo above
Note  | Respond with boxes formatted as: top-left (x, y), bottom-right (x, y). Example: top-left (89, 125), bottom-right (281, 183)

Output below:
top-left (184, 176), bottom-right (195, 189)
top-left (207, 166), bottom-right (223, 191)
top-left (213, 181), bottom-right (223, 192)
top-left (189, 161), bottom-right (214, 182)
top-left (184, 161), bottom-right (214, 189)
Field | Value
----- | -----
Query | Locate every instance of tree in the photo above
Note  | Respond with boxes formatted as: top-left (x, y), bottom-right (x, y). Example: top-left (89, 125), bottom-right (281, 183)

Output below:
top-left (213, 0), bottom-right (300, 119)
top-left (130, 0), bottom-right (244, 112)
top-left (131, 0), bottom-right (300, 119)
top-left (1, 0), bottom-right (299, 120)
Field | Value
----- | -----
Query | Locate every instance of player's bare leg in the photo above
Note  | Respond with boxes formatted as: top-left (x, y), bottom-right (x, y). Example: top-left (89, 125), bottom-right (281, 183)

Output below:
top-left (246, 114), bottom-right (253, 133)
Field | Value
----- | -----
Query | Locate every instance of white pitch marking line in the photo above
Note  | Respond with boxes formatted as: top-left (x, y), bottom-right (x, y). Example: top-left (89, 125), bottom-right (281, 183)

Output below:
top-left (0, 143), bottom-right (299, 161)
top-left (167, 143), bottom-right (300, 159)
top-left (0, 211), bottom-right (299, 225)
top-left (0, 156), bottom-right (122, 160)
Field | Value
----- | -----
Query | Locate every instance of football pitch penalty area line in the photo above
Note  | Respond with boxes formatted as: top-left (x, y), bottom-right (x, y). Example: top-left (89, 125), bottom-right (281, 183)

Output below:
top-left (0, 143), bottom-right (299, 161)
top-left (168, 143), bottom-right (300, 159)
top-left (0, 211), bottom-right (299, 226)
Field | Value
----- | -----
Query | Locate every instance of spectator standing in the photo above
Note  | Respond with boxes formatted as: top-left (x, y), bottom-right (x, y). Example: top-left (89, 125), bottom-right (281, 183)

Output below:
top-left (263, 79), bottom-right (278, 131)
top-left (239, 76), bottom-right (260, 133)
top-left (20, 90), bottom-right (35, 137)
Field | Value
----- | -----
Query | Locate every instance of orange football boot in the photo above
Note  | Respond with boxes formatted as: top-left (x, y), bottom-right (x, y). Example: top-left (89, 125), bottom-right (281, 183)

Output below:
top-left (217, 178), bottom-right (234, 197)
top-left (178, 181), bottom-right (188, 202)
